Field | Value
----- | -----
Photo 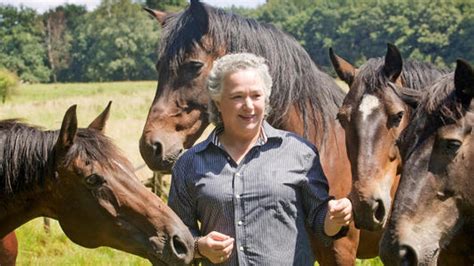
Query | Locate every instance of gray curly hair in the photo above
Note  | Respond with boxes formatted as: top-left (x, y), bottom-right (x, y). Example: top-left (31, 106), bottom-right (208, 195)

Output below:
top-left (207, 53), bottom-right (273, 126)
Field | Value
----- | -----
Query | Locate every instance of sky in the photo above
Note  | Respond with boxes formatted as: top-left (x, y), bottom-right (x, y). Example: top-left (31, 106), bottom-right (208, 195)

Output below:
top-left (1, 0), bottom-right (267, 13)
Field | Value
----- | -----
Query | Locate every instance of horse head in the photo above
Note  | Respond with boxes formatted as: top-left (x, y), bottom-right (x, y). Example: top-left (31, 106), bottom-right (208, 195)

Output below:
top-left (330, 44), bottom-right (414, 230)
top-left (380, 59), bottom-right (474, 266)
top-left (50, 103), bottom-right (194, 265)
top-left (140, 1), bottom-right (221, 173)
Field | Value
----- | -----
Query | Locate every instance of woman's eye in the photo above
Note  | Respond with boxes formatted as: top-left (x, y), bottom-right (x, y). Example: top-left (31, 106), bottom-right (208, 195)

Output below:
top-left (84, 174), bottom-right (104, 188)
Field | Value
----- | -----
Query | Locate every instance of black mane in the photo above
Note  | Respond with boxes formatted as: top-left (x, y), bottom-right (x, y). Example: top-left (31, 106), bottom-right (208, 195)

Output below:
top-left (347, 57), bottom-right (448, 105)
top-left (159, 1), bottom-right (345, 144)
top-left (400, 72), bottom-right (469, 159)
top-left (0, 120), bottom-right (123, 196)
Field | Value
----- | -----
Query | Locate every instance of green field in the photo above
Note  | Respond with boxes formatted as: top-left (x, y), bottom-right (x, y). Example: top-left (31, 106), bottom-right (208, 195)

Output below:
top-left (0, 81), bottom-right (380, 265)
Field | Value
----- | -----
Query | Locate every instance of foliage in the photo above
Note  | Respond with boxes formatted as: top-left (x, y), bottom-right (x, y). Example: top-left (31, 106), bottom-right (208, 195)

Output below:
top-left (70, 0), bottom-right (160, 82)
top-left (0, 5), bottom-right (50, 82)
top-left (264, 0), bottom-right (473, 71)
top-left (0, 0), bottom-right (473, 82)
top-left (143, 0), bottom-right (187, 12)
top-left (0, 68), bottom-right (18, 102)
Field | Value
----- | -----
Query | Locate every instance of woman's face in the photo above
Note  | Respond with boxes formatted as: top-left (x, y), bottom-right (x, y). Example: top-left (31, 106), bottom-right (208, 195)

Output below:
top-left (216, 68), bottom-right (266, 139)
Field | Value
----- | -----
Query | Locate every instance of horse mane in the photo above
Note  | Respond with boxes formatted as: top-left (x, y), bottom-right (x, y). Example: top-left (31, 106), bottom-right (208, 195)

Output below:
top-left (354, 57), bottom-right (448, 95)
top-left (0, 120), bottom-right (125, 196)
top-left (400, 72), bottom-right (469, 158)
top-left (159, 1), bottom-right (345, 141)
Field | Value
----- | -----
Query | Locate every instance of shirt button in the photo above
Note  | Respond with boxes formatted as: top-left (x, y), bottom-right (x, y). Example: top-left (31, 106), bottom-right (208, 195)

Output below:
top-left (235, 173), bottom-right (241, 177)
top-left (239, 246), bottom-right (245, 251)
top-left (237, 220), bottom-right (243, 226)
top-left (236, 194), bottom-right (241, 199)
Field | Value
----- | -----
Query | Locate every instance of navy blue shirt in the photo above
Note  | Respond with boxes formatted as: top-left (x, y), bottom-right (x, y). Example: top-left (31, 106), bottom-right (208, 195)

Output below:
top-left (169, 121), bottom-right (334, 266)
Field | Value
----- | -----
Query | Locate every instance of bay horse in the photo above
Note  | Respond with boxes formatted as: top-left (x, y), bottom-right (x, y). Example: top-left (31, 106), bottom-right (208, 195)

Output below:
top-left (140, 0), bottom-right (380, 264)
top-left (0, 103), bottom-right (194, 265)
top-left (0, 233), bottom-right (17, 266)
top-left (380, 59), bottom-right (474, 265)
top-left (329, 43), bottom-right (447, 231)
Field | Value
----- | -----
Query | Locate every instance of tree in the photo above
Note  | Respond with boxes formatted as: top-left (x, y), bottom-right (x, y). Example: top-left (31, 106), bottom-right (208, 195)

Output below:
top-left (143, 0), bottom-right (187, 12)
top-left (0, 6), bottom-right (50, 82)
top-left (74, 0), bottom-right (160, 81)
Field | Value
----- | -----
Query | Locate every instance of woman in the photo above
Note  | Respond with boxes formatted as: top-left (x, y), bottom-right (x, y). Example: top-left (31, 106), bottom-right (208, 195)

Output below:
top-left (168, 53), bottom-right (352, 265)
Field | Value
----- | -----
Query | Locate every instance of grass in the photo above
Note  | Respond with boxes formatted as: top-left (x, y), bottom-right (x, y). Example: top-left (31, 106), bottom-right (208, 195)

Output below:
top-left (0, 80), bottom-right (381, 265)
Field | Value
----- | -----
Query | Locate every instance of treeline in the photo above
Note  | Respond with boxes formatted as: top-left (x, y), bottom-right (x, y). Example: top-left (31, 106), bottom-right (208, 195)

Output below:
top-left (0, 0), bottom-right (472, 83)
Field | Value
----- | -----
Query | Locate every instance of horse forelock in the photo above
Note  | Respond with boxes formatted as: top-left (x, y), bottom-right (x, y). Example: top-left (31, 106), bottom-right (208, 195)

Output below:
top-left (400, 73), bottom-right (469, 159)
top-left (66, 129), bottom-right (130, 172)
top-left (0, 121), bottom-right (129, 197)
top-left (346, 58), bottom-right (447, 116)
top-left (158, 1), bottom-right (345, 142)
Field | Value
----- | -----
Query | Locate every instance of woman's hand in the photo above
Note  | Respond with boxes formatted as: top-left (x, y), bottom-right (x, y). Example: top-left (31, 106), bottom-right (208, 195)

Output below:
top-left (197, 231), bottom-right (234, 263)
top-left (324, 197), bottom-right (353, 236)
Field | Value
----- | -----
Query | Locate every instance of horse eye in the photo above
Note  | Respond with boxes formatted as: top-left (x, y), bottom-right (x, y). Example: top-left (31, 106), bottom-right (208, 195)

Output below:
top-left (388, 111), bottom-right (404, 128)
top-left (84, 174), bottom-right (105, 188)
top-left (187, 60), bottom-right (204, 70)
top-left (444, 139), bottom-right (462, 153)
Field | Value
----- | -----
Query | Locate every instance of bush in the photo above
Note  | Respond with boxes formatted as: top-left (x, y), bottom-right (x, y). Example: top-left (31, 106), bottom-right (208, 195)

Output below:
top-left (0, 69), bottom-right (19, 103)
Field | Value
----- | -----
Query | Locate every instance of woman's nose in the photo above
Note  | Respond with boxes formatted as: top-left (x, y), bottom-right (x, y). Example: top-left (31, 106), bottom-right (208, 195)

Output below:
top-left (243, 97), bottom-right (253, 109)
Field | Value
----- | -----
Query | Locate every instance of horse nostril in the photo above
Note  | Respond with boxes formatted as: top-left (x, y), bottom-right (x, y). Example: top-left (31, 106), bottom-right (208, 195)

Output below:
top-left (373, 199), bottom-right (386, 223)
top-left (399, 245), bottom-right (417, 266)
top-left (171, 235), bottom-right (189, 258)
top-left (152, 141), bottom-right (163, 157)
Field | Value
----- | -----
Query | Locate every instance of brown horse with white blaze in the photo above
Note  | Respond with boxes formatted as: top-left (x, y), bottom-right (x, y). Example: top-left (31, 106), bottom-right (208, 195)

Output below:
top-left (140, 1), bottom-right (384, 264)
top-left (0, 103), bottom-right (194, 265)
top-left (330, 44), bottom-right (447, 231)
top-left (380, 59), bottom-right (474, 265)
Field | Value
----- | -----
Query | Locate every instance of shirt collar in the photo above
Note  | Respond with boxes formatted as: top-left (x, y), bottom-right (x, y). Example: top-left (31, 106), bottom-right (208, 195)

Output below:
top-left (195, 121), bottom-right (283, 153)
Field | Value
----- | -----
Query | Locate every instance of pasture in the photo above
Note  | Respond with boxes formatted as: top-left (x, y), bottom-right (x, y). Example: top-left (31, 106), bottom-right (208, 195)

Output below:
top-left (0, 80), bottom-right (381, 265)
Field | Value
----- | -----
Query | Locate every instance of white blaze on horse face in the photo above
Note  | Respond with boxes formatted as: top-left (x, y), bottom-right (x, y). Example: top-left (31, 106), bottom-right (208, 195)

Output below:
top-left (358, 94), bottom-right (380, 121)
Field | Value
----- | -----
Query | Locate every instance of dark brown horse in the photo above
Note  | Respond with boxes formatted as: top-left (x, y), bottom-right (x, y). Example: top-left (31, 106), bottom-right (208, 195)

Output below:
top-left (380, 59), bottom-right (474, 265)
top-left (140, 1), bottom-right (382, 264)
top-left (0, 103), bottom-right (194, 265)
top-left (0, 233), bottom-right (17, 266)
top-left (329, 44), bottom-right (447, 231)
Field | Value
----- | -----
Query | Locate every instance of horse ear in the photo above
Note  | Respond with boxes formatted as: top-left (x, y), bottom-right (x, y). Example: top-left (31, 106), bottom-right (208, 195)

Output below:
top-left (454, 59), bottom-right (474, 105)
top-left (88, 101), bottom-right (112, 133)
top-left (56, 105), bottom-right (78, 151)
top-left (383, 43), bottom-right (403, 82)
top-left (143, 7), bottom-right (168, 26)
top-left (329, 47), bottom-right (356, 86)
top-left (189, 0), bottom-right (209, 32)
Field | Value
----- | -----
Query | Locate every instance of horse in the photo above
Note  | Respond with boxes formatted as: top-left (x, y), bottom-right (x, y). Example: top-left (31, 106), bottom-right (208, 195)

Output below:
top-left (329, 43), bottom-right (447, 231)
top-left (0, 233), bottom-right (17, 266)
top-left (0, 103), bottom-right (194, 265)
top-left (380, 59), bottom-right (474, 265)
top-left (139, 1), bottom-right (381, 264)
